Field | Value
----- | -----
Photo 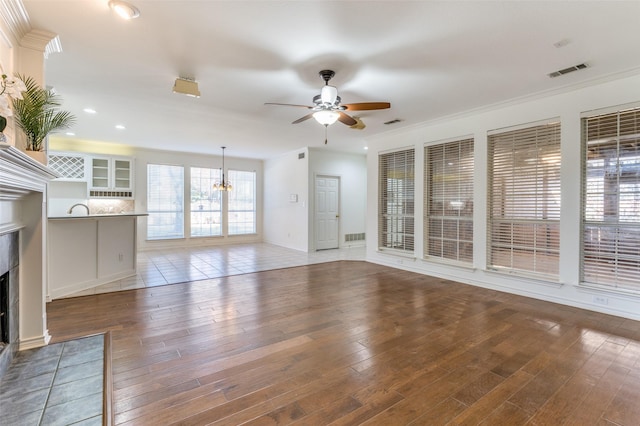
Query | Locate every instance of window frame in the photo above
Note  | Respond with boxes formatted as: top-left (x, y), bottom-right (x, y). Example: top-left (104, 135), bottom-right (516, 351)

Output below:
top-left (146, 163), bottom-right (185, 240)
top-left (190, 166), bottom-right (223, 238)
top-left (424, 137), bottom-right (474, 265)
top-left (378, 148), bottom-right (416, 253)
top-left (227, 169), bottom-right (257, 235)
top-left (581, 105), bottom-right (640, 293)
top-left (487, 119), bottom-right (561, 280)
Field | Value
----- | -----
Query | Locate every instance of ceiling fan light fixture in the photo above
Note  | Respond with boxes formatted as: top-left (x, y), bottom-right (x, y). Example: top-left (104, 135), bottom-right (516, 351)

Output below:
top-left (173, 77), bottom-right (201, 98)
top-left (108, 0), bottom-right (140, 20)
top-left (320, 85), bottom-right (338, 104)
top-left (313, 110), bottom-right (340, 126)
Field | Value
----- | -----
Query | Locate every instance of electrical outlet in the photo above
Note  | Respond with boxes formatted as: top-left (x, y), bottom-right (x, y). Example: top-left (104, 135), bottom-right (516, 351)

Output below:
top-left (593, 295), bottom-right (609, 305)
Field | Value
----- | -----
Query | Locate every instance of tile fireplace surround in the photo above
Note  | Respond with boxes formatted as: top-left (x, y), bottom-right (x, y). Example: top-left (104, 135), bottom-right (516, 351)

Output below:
top-left (0, 143), bottom-right (59, 380)
top-left (0, 231), bottom-right (19, 377)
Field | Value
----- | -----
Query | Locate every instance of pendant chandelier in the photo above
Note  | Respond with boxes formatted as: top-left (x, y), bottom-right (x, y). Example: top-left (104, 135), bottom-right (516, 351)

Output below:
top-left (213, 146), bottom-right (232, 191)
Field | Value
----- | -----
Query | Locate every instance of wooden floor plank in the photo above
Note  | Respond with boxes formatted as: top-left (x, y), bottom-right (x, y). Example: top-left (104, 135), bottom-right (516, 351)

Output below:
top-left (44, 260), bottom-right (640, 425)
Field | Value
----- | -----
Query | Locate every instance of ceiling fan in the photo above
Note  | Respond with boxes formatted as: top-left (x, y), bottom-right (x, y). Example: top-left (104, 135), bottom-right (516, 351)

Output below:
top-left (265, 70), bottom-right (390, 130)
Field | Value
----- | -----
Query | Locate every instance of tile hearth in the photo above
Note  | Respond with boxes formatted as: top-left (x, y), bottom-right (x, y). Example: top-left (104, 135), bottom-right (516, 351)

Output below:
top-left (0, 335), bottom-right (105, 425)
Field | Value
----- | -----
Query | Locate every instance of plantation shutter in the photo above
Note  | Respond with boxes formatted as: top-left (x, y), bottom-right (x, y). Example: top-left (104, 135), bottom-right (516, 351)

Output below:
top-left (487, 120), bottom-right (561, 278)
top-left (424, 138), bottom-right (474, 263)
top-left (582, 106), bottom-right (640, 291)
top-left (378, 148), bottom-right (415, 252)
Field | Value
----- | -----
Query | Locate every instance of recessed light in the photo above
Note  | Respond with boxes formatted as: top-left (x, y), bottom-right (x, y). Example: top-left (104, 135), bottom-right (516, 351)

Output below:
top-left (109, 0), bottom-right (140, 20)
top-left (115, 124), bottom-right (126, 130)
top-left (83, 108), bottom-right (97, 114)
top-left (65, 132), bottom-right (75, 136)
top-left (364, 146), bottom-right (368, 150)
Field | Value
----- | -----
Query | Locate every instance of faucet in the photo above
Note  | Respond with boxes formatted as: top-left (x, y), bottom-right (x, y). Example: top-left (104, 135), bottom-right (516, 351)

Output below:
top-left (67, 203), bottom-right (90, 215)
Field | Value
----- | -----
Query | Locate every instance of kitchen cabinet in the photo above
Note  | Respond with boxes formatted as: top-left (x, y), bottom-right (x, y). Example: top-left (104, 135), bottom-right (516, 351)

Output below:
top-left (47, 214), bottom-right (146, 299)
top-left (89, 155), bottom-right (134, 198)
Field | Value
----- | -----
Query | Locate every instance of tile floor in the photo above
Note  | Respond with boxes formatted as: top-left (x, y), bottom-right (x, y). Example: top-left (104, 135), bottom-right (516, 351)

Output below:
top-left (66, 243), bottom-right (366, 298)
top-left (0, 335), bottom-right (104, 425)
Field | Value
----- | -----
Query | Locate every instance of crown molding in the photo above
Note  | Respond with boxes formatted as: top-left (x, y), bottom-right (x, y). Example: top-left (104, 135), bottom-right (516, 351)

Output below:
top-left (21, 28), bottom-right (60, 55)
top-left (0, 0), bottom-right (30, 43)
top-left (0, 1), bottom-right (61, 57)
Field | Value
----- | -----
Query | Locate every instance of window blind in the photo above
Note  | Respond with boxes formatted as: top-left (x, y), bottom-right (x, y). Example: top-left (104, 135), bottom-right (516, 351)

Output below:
top-left (378, 148), bottom-right (415, 252)
top-left (424, 138), bottom-right (474, 263)
top-left (582, 106), bottom-right (640, 291)
top-left (190, 167), bottom-right (222, 237)
top-left (228, 170), bottom-right (257, 235)
top-left (147, 164), bottom-right (184, 240)
top-left (487, 121), bottom-right (561, 277)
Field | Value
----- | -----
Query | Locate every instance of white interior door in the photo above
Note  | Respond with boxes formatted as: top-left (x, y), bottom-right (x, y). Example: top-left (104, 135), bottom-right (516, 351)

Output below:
top-left (315, 175), bottom-right (340, 250)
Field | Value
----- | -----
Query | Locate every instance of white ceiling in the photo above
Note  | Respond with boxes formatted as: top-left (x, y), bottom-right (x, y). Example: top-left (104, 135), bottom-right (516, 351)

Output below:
top-left (22, 0), bottom-right (640, 159)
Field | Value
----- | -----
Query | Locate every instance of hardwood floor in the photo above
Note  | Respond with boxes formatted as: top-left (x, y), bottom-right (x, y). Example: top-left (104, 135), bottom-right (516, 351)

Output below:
top-left (46, 261), bottom-right (640, 425)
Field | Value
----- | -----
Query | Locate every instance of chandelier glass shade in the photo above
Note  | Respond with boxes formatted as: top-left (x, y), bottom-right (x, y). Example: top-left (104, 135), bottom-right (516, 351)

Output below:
top-left (213, 146), bottom-right (232, 191)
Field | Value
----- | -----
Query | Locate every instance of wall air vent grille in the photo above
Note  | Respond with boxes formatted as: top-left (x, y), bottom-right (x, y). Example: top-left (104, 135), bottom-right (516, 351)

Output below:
top-left (548, 63), bottom-right (589, 78)
top-left (345, 233), bottom-right (365, 242)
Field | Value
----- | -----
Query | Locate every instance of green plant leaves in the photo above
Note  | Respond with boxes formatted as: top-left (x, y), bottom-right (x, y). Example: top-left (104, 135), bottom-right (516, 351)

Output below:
top-left (11, 74), bottom-right (76, 151)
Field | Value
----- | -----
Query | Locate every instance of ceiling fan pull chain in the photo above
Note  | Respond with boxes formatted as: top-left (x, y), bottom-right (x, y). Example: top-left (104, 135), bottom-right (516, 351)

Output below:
top-left (324, 124), bottom-right (328, 144)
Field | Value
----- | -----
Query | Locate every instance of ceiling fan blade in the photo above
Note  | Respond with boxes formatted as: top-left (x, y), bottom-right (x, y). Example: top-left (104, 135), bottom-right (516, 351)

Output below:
top-left (337, 112), bottom-right (357, 126)
top-left (343, 102), bottom-right (391, 111)
top-left (265, 102), bottom-right (313, 109)
top-left (292, 113), bottom-right (314, 124)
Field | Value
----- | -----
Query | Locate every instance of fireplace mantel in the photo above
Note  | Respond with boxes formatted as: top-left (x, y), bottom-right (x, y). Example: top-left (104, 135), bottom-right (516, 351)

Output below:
top-left (1, 143), bottom-right (59, 201)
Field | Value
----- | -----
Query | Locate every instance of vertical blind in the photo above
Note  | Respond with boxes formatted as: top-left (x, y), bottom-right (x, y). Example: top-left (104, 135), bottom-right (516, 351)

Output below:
top-left (582, 106), bottom-right (640, 291)
top-left (424, 138), bottom-right (474, 263)
top-left (487, 121), bottom-right (561, 277)
top-left (378, 148), bottom-right (415, 252)
top-left (147, 164), bottom-right (184, 240)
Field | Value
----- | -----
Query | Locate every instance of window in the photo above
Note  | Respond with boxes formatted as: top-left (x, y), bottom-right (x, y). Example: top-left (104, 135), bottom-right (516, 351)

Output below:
top-left (425, 138), bottom-right (474, 263)
top-left (228, 170), bottom-right (256, 235)
top-left (190, 167), bottom-right (222, 237)
top-left (147, 164), bottom-right (184, 240)
top-left (379, 148), bottom-right (415, 252)
top-left (487, 121), bottom-right (561, 278)
top-left (582, 106), bottom-right (640, 291)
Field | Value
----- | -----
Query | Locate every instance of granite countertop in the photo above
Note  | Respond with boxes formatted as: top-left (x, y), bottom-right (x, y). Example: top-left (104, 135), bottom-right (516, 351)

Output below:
top-left (48, 213), bottom-right (148, 220)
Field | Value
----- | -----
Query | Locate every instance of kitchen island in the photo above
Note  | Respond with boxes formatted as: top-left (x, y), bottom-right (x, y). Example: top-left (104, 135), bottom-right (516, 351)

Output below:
top-left (48, 213), bottom-right (147, 299)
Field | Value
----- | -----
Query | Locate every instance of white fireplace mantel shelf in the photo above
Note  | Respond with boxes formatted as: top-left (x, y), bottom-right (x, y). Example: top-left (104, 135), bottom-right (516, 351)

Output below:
top-left (0, 143), bottom-right (60, 202)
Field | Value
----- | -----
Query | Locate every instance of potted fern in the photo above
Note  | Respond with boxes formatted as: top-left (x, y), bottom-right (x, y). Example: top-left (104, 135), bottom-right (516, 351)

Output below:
top-left (11, 74), bottom-right (75, 161)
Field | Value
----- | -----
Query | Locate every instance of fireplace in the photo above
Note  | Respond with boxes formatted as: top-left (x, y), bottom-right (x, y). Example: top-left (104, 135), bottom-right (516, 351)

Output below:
top-left (0, 144), bottom-right (59, 380)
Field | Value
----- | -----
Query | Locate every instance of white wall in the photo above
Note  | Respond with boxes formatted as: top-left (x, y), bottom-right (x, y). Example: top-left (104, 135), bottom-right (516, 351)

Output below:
top-left (366, 72), bottom-right (640, 320)
top-left (308, 148), bottom-right (367, 251)
top-left (263, 148), bottom-right (309, 251)
top-left (48, 140), bottom-right (264, 250)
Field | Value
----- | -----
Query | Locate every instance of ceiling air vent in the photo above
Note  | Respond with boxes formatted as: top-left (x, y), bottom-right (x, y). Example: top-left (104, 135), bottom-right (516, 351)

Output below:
top-left (384, 118), bottom-right (403, 125)
top-left (298, 152), bottom-right (305, 159)
top-left (548, 63), bottom-right (589, 78)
